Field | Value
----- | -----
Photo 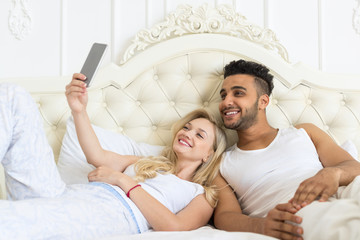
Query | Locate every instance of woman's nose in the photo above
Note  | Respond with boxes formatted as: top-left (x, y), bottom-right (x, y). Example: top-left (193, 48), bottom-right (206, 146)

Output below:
top-left (182, 130), bottom-right (195, 140)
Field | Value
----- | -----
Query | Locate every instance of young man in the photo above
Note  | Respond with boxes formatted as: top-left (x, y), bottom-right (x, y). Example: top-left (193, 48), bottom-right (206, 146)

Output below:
top-left (213, 60), bottom-right (360, 240)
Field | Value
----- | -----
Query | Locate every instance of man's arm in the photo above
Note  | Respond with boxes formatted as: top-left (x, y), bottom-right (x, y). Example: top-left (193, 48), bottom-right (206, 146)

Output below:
top-left (213, 174), bottom-right (303, 239)
top-left (292, 123), bottom-right (360, 207)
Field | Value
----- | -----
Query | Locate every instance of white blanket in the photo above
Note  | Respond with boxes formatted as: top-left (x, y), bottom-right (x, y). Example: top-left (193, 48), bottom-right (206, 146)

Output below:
top-left (297, 176), bottom-right (360, 240)
top-left (102, 226), bottom-right (277, 240)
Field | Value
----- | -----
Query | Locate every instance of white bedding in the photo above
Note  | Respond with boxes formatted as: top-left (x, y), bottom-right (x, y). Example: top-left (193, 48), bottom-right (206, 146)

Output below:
top-left (296, 176), bottom-right (360, 239)
top-left (102, 226), bottom-right (276, 240)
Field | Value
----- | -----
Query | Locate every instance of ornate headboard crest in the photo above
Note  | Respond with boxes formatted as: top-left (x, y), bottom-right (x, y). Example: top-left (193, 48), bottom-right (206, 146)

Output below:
top-left (120, 4), bottom-right (289, 64)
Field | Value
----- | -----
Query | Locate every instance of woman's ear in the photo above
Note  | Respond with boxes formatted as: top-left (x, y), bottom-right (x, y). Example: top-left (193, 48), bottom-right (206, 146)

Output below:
top-left (203, 151), bottom-right (214, 163)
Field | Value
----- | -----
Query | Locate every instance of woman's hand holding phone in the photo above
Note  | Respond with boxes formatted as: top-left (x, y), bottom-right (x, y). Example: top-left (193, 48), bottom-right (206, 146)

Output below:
top-left (65, 73), bottom-right (88, 114)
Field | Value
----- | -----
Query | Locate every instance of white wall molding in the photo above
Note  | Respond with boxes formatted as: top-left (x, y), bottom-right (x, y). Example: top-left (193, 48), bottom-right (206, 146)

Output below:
top-left (318, 0), bottom-right (323, 70)
top-left (353, 0), bottom-right (360, 35)
top-left (8, 0), bottom-right (32, 40)
top-left (111, 0), bottom-right (116, 62)
top-left (263, 0), bottom-right (269, 29)
top-left (60, 0), bottom-right (67, 75)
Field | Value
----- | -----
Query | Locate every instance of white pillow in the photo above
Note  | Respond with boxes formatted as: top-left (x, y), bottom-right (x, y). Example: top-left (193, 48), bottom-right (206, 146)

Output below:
top-left (57, 117), bottom-right (164, 184)
top-left (58, 117), bottom-right (359, 184)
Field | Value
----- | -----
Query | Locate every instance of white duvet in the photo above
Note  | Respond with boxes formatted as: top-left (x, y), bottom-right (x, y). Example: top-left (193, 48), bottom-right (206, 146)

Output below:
top-left (101, 226), bottom-right (277, 240)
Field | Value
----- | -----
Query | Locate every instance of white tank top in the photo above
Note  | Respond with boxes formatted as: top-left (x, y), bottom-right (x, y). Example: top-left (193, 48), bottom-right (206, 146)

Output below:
top-left (120, 165), bottom-right (205, 232)
top-left (220, 127), bottom-right (323, 217)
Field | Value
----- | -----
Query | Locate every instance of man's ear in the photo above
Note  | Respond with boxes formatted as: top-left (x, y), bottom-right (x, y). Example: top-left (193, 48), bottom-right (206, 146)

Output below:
top-left (258, 94), bottom-right (270, 109)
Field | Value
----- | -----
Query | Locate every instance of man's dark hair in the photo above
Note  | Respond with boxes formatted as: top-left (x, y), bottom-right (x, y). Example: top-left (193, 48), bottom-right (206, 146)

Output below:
top-left (224, 60), bottom-right (274, 96)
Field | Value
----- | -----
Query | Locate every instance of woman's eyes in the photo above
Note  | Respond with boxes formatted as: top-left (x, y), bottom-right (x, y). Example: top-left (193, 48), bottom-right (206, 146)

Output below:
top-left (196, 133), bottom-right (204, 139)
top-left (182, 126), bottom-right (204, 139)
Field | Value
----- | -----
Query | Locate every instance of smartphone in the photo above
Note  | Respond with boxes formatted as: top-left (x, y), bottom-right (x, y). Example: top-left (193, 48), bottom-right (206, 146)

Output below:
top-left (80, 43), bottom-right (108, 87)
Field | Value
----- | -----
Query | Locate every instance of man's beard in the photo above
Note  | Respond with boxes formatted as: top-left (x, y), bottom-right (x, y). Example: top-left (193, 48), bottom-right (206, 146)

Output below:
top-left (223, 101), bottom-right (259, 130)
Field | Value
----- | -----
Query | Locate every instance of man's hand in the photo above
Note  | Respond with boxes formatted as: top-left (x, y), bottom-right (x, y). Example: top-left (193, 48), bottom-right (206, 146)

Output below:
top-left (263, 203), bottom-right (303, 240)
top-left (290, 167), bottom-right (340, 208)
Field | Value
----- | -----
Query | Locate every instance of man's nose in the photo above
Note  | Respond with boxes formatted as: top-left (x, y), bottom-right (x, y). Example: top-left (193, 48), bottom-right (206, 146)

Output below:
top-left (222, 95), bottom-right (234, 107)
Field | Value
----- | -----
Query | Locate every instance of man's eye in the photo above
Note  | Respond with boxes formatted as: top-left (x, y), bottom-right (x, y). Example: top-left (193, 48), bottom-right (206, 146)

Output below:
top-left (234, 91), bottom-right (244, 96)
top-left (220, 94), bottom-right (226, 100)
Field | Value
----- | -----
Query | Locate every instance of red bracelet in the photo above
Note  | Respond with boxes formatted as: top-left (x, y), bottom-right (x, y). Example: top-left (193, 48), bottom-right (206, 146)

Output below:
top-left (126, 184), bottom-right (141, 198)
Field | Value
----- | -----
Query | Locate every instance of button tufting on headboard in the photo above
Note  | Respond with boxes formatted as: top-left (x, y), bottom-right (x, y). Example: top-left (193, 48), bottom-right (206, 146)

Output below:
top-left (23, 51), bottom-right (360, 164)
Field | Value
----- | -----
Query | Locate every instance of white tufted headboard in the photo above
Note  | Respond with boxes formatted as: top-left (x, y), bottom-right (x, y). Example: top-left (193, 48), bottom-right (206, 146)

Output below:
top-left (1, 4), bottom-right (360, 199)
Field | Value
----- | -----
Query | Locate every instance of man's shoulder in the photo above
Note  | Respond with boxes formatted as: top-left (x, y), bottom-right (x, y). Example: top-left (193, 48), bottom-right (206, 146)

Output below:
top-left (222, 144), bottom-right (239, 161)
top-left (293, 123), bottom-right (321, 139)
top-left (294, 123), bottom-right (318, 132)
top-left (224, 143), bottom-right (238, 153)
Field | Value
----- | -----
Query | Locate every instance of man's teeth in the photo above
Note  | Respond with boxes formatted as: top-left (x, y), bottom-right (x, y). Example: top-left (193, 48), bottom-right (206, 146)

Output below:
top-left (179, 140), bottom-right (190, 147)
top-left (225, 111), bottom-right (238, 115)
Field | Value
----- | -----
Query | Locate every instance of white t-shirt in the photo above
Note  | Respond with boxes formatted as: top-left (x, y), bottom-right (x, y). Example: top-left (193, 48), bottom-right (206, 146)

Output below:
top-left (220, 127), bottom-right (323, 217)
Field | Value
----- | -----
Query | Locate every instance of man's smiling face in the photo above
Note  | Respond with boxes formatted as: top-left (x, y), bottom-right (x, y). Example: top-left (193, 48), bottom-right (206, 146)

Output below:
top-left (219, 74), bottom-right (260, 130)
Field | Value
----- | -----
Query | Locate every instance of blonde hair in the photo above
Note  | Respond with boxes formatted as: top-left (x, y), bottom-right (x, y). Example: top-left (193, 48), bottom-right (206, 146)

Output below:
top-left (134, 109), bottom-right (227, 208)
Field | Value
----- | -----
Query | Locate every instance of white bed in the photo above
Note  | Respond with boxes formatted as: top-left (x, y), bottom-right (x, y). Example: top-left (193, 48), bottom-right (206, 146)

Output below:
top-left (1, 4), bottom-right (359, 240)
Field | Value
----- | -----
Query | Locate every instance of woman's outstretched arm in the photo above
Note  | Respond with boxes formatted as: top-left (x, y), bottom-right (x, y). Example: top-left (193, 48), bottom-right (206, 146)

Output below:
top-left (65, 74), bottom-right (138, 171)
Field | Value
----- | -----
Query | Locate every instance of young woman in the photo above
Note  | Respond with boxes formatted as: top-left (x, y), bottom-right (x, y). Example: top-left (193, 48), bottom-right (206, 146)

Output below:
top-left (0, 75), bottom-right (227, 239)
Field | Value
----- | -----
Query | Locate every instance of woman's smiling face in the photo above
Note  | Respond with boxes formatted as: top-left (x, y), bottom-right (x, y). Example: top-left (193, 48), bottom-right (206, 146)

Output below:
top-left (172, 118), bottom-right (215, 163)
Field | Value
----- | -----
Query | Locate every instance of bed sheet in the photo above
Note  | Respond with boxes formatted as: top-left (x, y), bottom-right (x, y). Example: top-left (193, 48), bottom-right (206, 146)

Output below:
top-left (100, 226), bottom-right (277, 240)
